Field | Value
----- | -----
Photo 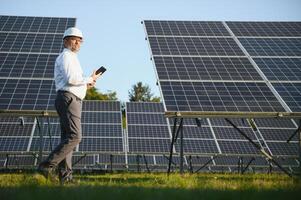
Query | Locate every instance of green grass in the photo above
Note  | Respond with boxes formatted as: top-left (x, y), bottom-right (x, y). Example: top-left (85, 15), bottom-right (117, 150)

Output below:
top-left (1, 172), bottom-right (301, 200)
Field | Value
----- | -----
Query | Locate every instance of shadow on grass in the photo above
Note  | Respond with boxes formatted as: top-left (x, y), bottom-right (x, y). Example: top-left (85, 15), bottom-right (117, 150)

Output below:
top-left (1, 185), bottom-right (301, 200)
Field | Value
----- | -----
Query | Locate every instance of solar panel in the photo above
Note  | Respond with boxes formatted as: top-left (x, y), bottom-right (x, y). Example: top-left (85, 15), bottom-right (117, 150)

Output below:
top-left (0, 78), bottom-right (56, 110)
top-left (30, 137), bottom-right (60, 152)
top-left (144, 20), bottom-right (300, 172)
top-left (148, 37), bottom-right (245, 56)
top-left (175, 139), bottom-right (219, 154)
top-left (0, 116), bottom-right (34, 136)
top-left (254, 118), bottom-right (296, 128)
top-left (126, 102), bottom-right (164, 113)
top-left (0, 15), bottom-right (75, 33)
top-left (128, 125), bottom-right (170, 138)
top-left (160, 81), bottom-right (285, 112)
top-left (213, 127), bottom-right (256, 140)
top-left (239, 38), bottom-right (301, 57)
top-left (5, 155), bottom-right (36, 168)
top-left (82, 101), bottom-right (121, 112)
top-left (0, 137), bottom-right (29, 152)
top-left (0, 32), bottom-right (63, 53)
top-left (145, 20), bottom-right (230, 36)
top-left (226, 22), bottom-right (301, 37)
top-left (79, 101), bottom-right (123, 153)
top-left (144, 20), bottom-right (301, 117)
top-left (0, 15), bottom-right (75, 111)
top-left (253, 58), bottom-right (301, 81)
top-left (217, 140), bottom-right (259, 155)
top-left (0, 53), bottom-right (56, 78)
top-left (79, 138), bottom-right (123, 152)
top-left (29, 101), bottom-right (124, 154)
top-left (171, 126), bottom-right (214, 139)
top-left (259, 128), bottom-right (298, 141)
top-left (128, 138), bottom-right (170, 153)
top-left (126, 102), bottom-right (171, 154)
top-left (272, 82), bottom-right (301, 112)
top-left (153, 56), bottom-right (263, 81)
top-left (266, 142), bottom-right (298, 156)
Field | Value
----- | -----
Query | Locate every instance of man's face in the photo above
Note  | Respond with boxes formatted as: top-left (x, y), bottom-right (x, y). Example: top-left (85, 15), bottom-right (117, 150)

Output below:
top-left (64, 36), bottom-right (83, 52)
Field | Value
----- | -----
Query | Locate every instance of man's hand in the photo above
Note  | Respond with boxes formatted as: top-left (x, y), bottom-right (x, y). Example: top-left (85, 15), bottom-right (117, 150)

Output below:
top-left (87, 81), bottom-right (95, 89)
top-left (91, 70), bottom-right (101, 82)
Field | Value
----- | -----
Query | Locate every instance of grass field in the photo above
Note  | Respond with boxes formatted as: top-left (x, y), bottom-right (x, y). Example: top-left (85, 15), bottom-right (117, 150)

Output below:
top-left (0, 172), bottom-right (301, 200)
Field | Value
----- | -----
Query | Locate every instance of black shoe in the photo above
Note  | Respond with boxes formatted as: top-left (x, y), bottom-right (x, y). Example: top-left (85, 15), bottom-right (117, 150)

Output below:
top-left (59, 170), bottom-right (73, 185)
top-left (37, 161), bottom-right (54, 179)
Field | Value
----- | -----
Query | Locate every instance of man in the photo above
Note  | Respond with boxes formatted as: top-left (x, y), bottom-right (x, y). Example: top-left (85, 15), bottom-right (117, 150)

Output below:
top-left (38, 27), bottom-right (100, 183)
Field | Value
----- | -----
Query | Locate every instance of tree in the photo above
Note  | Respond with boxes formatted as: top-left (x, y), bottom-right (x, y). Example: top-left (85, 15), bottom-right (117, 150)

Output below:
top-left (85, 87), bottom-right (118, 100)
top-left (128, 82), bottom-right (160, 102)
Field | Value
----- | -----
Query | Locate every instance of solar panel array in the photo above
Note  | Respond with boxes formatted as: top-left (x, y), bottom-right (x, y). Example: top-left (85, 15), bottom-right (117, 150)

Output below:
top-left (0, 15), bottom-right (76, 111)
top-left (143, 20), bottom-right (300, 171)
top-left (0, 102), bottom-right (298, 171)
top-left (0, 101), bottom-right (125, 169)
top-left (29, 101), bottom-right (124, 153)
top-left (0, 18), bottom-right (300, 172)
top-left (144, 20), bottom-right (301, 114)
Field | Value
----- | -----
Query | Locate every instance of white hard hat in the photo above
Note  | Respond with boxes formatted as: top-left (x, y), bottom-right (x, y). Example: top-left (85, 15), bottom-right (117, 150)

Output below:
top-left (63, 27), bottom-right (83, 39)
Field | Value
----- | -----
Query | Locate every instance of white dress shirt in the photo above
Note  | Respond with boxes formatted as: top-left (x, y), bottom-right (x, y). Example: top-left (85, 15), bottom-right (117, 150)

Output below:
top-left (54, 48), bottom-right (93, 100)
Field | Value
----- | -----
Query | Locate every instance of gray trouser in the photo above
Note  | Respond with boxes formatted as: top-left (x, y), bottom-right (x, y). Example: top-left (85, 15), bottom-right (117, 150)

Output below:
top-left (46, 90), bottom-right (82, 172)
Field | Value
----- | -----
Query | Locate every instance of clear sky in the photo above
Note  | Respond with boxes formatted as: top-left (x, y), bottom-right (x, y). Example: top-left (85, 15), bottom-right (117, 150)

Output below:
top-left (1, 0), bottom-right (301, 101)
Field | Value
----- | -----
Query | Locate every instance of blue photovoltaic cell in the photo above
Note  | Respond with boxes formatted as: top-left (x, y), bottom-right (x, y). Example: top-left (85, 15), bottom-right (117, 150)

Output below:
top-left (239, 38), bottom-right (301, 57)
top-left (253, 58), bottom-right (301, 81)
top-left (128, 138), bottom-right (170, 153)
top-left (0, 15), bottom-right (76, 112)
top-left (175, 139), bottom-right (218, 154)
top-left (0, 32), bottom-right (63, 53)
top-left (217, 141), bottom-right (259, 155)
top-left (0, 15), bottom-right (75, 33)
top-left (126, 102), bottom-right (172, 154)
top-left (0, 78), bottom-right (56, 110)
top-left (226, 21), bottom-right (301, 37)
top-left (171, 126), bottom-right (214, 139)
top-left (0, 53), bottom-right (56, 78)
top-left (126, 102), bottom-right (164, 113)
top-left (160, 81), bottom-right (285, 112)
top-left (79, 138), bottom-right (123, 152)
top-left (272, 82), bottom-right (301, 112)
top-left (148, 37), bottom-right (245, 56)
top-left (153, 56), bottom-right (263, 81)
top-left (82, 112), bottom-right (121, 124)
top-left (213, 127), bottom-right (256, 140)
top-left (128, 125), bottom-right (170, 138)
top-left (127, 113), bottom-right (167, 125)
top-left (266, 142), bottom-right (298, 156)
top-left (30, 137), bottom-right (60, 152)
top-left (259, 128), bottom-right (298, 141)
top-left (145, 20), bottom-right (231, 36)
top-left (82, 101), bottom-right (121, 112)
top-left (0, 137), bottom-right (29, 152)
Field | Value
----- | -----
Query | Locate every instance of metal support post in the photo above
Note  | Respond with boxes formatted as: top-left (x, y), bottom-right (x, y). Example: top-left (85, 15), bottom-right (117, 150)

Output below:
top-left (180, 121), bottom-right (184, 174)
top-left (195, 156), bottom-right (216, 173)
top-left (36, 117), bottom-right (44, 163)
top-left (136, 155), bottom-right (141, 172)
top-left (225, 118), bottom-right (292, 177)
top-left (167, 118), bottom-right (183, 174)
top-left (110, 154), bottom-right (113, 172)
top-left (242, 157), bottom-right (255, 174)
top-left (143, 155), bottom-right (150, 173)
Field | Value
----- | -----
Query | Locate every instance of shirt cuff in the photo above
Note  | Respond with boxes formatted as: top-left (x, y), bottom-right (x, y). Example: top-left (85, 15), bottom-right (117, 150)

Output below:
top-left (85, 77), bottom-right (94, 84)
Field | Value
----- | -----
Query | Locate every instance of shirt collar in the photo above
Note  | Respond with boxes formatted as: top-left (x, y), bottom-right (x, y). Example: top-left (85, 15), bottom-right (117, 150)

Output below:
top-left (63, 48), bottom-right (77, 55)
